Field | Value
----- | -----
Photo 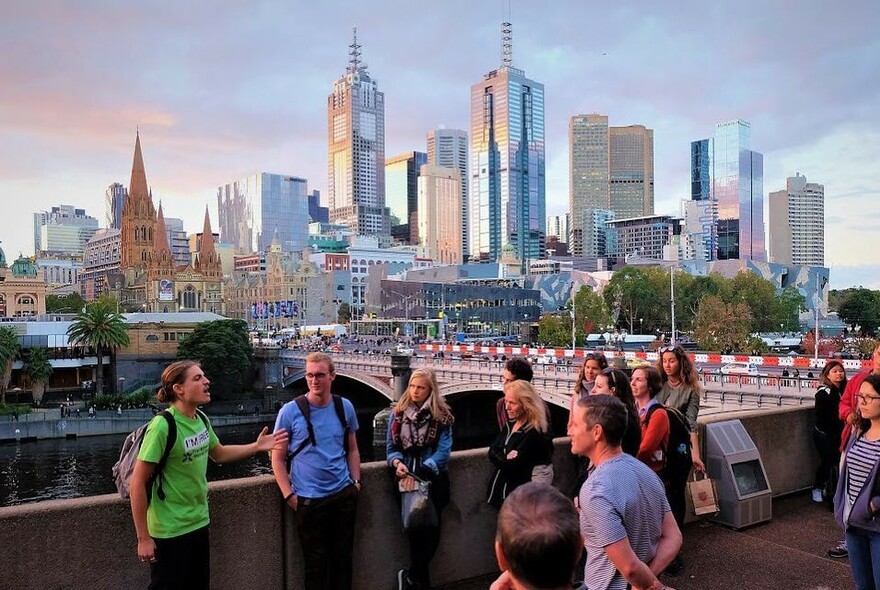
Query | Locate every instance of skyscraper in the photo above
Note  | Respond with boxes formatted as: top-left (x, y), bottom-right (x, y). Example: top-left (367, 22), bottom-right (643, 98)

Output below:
top-left (328, 28), bottom-right (389, 237)
top-left (569, 115), bottom-right (654, 256)
top-left (385, 151), bottom-right (427, 244)
top-left (690, 120), bottom-right (766, 261)
top-left (307, 190), bottom-right (329, 224)
top-left (33, 205), bottom-right (100, 257)
top-left (217, 173), bottom-right (309, 254)
top-left (609, 125), bottom-right (654, 219)
top-left (427, 128), bottom-right (469, 256)
top-left (470, 22), bottom-right (545, 266)
top-left (768, 173), bottom-right (824, 266)
top-left (417, 165), bottom-right (462, 264)
top-left (105, 182), bottom-right (127, 230)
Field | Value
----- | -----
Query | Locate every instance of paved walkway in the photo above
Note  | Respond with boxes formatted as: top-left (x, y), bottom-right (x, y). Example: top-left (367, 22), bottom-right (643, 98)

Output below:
top-left (440, 491), bottom-right (852, 590)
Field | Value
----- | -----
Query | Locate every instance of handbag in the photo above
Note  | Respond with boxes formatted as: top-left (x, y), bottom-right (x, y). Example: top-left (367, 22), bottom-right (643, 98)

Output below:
top-left (687, 471), bottom-right (720, 516)
top-left (400, 475), bottom-right (438, 531)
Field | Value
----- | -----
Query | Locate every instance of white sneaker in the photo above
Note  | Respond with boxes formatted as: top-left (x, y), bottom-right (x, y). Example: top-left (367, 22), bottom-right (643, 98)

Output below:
top-left (812, 488), bottom-right (823, 503)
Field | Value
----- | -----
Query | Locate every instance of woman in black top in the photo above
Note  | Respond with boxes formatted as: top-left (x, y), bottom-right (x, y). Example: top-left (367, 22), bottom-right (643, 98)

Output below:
top-left (591, 367), bottom-right (642, 457)
top-left (487, 380), bottom-right (551, 509)
top-left (814, 359), bottom-right (847, 503)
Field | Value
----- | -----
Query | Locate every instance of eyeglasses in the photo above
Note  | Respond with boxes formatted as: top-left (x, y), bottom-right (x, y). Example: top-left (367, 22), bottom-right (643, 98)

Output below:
top-left (858, 394), bottom-right (880, 404)
top-left (305, 372), bottom-right (328, 380)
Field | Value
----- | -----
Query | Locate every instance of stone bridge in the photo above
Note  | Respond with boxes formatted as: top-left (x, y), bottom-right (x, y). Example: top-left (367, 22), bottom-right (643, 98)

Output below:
top-left (279, 351), bottom-right (817, 410)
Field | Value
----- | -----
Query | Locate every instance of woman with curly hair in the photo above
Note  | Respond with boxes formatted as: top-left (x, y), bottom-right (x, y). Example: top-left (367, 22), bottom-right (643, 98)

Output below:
top-left (387, 368), bottom-right (454, 590)
top-left (488, 379), bottom-right (551, 509)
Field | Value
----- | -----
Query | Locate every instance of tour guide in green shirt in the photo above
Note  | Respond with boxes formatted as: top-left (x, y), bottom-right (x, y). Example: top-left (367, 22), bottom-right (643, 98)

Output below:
top-left (129, 360), bottom-right (288, 590)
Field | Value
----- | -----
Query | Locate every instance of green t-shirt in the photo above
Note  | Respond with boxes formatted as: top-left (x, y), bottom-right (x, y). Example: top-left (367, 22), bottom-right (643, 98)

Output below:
top-left (137, 406), bottom-right (219, 539)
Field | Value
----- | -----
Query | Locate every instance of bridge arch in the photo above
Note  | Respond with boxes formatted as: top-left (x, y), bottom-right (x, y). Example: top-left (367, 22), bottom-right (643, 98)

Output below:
top-left (282, 369), bottom-right (393, 401)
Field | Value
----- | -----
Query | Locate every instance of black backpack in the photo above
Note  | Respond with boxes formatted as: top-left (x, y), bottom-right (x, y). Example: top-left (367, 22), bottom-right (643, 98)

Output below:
top-left (645, 404), bottom-right (693, 484)
top-left (285, 394), bottom-right (349, 471)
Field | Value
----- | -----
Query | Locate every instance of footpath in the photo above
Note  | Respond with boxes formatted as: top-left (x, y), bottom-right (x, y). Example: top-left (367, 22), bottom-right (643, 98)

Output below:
top-left (442, 491), bottom-right (852, 590)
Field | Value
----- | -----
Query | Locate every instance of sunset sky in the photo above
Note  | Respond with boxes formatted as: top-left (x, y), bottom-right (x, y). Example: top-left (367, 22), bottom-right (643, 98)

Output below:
top-left (2, 1), bottom-right (877, 288)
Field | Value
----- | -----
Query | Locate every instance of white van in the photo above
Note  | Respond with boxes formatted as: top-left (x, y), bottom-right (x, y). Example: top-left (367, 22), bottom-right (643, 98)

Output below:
top-left (720, 362), bottom-right (760, 376)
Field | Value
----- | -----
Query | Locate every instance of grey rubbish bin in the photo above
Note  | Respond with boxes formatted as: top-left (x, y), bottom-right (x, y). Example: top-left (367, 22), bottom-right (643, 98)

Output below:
top-left (705, 419), bottom-right (772, 529)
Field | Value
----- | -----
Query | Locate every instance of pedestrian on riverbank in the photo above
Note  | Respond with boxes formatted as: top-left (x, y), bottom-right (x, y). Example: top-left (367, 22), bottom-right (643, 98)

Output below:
top-left (814, 360), bottom-right (846, 504)
top-left (655, 345), bottom-right (704, 575)
top-left (129, 360), bottom-right (286, 590)
top-left (387, 368), bottom-right (454, 590)
top-left (488, 380), bottom-right (551, 509)
top-left (834, 373), bottom-right (880, 589)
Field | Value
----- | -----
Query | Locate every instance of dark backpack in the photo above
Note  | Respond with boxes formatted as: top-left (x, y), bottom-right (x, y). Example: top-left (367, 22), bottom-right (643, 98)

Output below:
top-left (645, 404), bottom-right (693, 484)
top-left (286, 394), bottom-right (349, 471)
top-left (113, 409), bottom-right (209, 501)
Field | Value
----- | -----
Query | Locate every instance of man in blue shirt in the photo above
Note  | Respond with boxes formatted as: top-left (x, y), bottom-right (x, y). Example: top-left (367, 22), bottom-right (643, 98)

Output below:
top-left (272, 352), bottom-right (361, 590)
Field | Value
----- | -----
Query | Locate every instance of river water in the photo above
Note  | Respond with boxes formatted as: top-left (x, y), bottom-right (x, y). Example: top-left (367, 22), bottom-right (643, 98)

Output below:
top-left (0, 422), bottom-right (286, 507)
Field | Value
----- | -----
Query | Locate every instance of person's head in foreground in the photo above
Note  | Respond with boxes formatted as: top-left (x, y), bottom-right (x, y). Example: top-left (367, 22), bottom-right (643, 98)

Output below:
top-left (493, 482), bottom-right (582, 590)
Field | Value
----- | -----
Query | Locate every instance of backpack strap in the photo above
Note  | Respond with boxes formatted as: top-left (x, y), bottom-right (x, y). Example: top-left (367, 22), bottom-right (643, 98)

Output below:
top-left (286, 394), bottom-right (350, 470)
top-left (152, 411), bottom-right (177, 502)
top-left (332, 394), bottom-right (350, 456)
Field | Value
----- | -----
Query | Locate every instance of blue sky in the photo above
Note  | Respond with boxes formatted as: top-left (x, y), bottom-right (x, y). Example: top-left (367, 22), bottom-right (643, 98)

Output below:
top-left (1, 1), bottom-right (878, 288)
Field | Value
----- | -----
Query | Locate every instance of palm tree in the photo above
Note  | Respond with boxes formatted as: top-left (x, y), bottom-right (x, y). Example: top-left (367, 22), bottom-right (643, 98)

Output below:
top-left (67, 301), bottom-right (130, 396)
top-left (0, 327), bottom-right (21, 405)
top-left (23, 347), bottom-right (53, 406)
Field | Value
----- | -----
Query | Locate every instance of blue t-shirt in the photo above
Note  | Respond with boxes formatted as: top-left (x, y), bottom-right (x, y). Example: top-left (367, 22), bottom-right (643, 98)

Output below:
top-left (274, 396), bottom-right (359, 499)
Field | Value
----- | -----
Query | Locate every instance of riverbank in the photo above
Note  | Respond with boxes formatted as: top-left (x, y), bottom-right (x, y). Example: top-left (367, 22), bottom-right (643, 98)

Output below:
top-left (0, 411), bottom-right (272, 443)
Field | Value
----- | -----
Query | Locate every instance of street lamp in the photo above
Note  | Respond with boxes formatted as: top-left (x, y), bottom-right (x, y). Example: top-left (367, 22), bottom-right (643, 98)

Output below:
top-left (639, 317), bottom-right (643, 334)
top-left (117, 377), bottom-right (126, 395)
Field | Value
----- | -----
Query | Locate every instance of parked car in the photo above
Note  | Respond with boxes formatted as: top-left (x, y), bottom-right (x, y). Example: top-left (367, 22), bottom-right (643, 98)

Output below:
top-left (720, 363), bottom-right (760, 376)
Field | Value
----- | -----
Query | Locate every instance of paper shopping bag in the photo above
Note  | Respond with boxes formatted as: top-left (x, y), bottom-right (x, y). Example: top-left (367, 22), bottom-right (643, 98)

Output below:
top-left (688, 471), bottom-right (719, 516)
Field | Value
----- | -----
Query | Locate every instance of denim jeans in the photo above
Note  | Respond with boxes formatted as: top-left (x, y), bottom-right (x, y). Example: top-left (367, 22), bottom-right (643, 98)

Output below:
top-left (846, 527), bottom-right (880, 590)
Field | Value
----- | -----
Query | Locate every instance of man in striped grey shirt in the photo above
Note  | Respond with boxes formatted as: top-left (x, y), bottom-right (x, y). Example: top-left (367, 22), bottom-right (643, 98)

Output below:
top-left (569, 395), bottom-right (681, 590)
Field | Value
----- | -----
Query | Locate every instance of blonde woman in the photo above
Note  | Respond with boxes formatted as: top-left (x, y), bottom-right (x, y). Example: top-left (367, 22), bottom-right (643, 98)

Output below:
top-left (387, 368), bottom-right (454, 590)
top-left (487, 380), bottom-right (552, 509)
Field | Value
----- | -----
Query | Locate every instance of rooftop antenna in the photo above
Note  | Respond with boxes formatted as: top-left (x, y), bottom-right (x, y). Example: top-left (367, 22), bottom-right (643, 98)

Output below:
top-left (501, 1), bottom-right (513, 67)
top-left (347, 26), bottom-right (366, 74)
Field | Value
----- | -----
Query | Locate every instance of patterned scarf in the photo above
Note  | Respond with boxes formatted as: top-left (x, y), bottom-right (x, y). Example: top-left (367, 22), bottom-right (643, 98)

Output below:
top-left (391, 404), bottom-right (454, 451)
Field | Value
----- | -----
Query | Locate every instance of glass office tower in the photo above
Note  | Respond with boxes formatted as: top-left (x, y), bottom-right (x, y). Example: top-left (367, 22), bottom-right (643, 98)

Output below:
top-left (690, 120), bottom-right (765, 261)
top-left (470, 65), bottom-right (545, 265)
top-left (217, 173), bottom-right (309, 254)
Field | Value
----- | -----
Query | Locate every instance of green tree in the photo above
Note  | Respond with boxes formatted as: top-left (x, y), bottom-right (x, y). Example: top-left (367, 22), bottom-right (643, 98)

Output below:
top-left (67, 301), bottom-right (130, 396)
top-left (176, 319), bottom-right (253, 400)
top-left (537, 314), bottom-right (569, 347)
top-left (838, 288), bottom-right (880, 335)
top-left (676, 273), bottom-right (727, 331)
top-left (603, 267), bottom-right (661, 333)
top-left (337, 302), bottom-right (351, 324)
top-left (46, 292), bottom-right (86, 314)
top-left (729, 272), bottom-right (778, 332)
top-left (574, 286), bottom-right (612, 343)
top-left (23, 347), bottom-right (53, 405)
top-left (774, 287), bottom-right (806, 332)
top-left (0, 327), bottom-right (21, 405)
top-left (693, 295), bottom-right (753, 352)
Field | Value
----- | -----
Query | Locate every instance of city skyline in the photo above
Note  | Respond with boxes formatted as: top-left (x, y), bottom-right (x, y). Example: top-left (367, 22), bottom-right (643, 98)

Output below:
top-left (1, 1), bottom-right (877, 288)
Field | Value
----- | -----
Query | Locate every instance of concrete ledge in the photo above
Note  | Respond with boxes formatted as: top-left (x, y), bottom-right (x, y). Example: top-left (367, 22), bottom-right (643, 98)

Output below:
top-left (0, 408), bottom-right (818, 590)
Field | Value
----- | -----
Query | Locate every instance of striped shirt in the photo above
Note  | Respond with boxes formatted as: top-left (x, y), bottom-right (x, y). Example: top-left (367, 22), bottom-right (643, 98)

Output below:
top-left (579, 453), bottom-right (670, 590)
top-left (846, 436), bottom-right (880, 506)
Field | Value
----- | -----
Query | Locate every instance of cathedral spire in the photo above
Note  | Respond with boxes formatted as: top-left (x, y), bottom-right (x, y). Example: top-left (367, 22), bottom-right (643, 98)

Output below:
top-left (129, 130), bottom-right (149, 202)
top-left (200, 206), bottom-right (217, 257)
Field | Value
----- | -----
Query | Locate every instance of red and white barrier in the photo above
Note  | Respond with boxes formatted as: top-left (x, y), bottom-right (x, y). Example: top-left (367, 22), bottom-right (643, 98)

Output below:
top-left (417, 344), bottom-right (873, 371)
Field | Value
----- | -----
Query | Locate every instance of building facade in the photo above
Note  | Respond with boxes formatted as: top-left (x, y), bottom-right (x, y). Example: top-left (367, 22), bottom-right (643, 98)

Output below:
top-left (385, 151), bottom-right (427, 244)
top-left (607, 215), bottom-right (682, 261)
top-left (164, 217), bottom-right (191, 268)
top-left (217, 173), bottom-right (309, 255)
top-left (609, 125), bottom-right (654, 219)
top-left (427, 128), bottom-right (469, 256)
top-left (690, 120), bottom-right (766, 261)
top-left (768, 173), bottom-right (824, 266)
top-left (80, 228), bottom-right (121, 300)
top-left (417, 165), bottom-right (462, 265)
top-left (581, 209), bottom-right (616, 258)
top-left (0, 251), bottom-right (48, 318)
top-left (33, 205), bottom-right (99, 257)
top-left (105, 182), bottom-right (127, 230)
top-left (546, 215), bottom-right (568, 242)
top-left (470, 28), bottom-right (545, 266)
top-left (35, 257), bottom-right (81, 287)
top-left (327, 29), bottom-right (389, 238)
top-left (308, 190), bottom-right (329, 224)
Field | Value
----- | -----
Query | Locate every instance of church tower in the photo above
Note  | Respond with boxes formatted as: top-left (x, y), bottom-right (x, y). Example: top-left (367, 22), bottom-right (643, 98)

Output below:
top-left (148, 202), bottom-right (176, 280)
top-left (194, 206), bottom-right (222, 280)
top-left (120, 132), bottom-right (157, 273)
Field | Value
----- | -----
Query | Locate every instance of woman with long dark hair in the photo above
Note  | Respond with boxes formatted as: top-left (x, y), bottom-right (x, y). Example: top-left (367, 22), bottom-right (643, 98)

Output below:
top-left (570, 352), bottom-right (608, 416)
top-left (815, 360), bottom-right (847, 504)
top-left (834, 373), bottom-right (880, 589)
top-left (591, 367), bottom-right (642, 457)
top-left (387, 368), bottom-right (454, 590)
top-left (656, 345), bottom-right (705, 472)
top-left (631, 366), bottom-right (669, 475)
top-left (488, 380), bottom-right (551, 509)
top-left (129, 361), bottom-right (284, 590)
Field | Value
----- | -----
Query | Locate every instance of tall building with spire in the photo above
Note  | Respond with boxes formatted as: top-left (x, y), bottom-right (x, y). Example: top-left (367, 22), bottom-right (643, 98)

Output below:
top-left (115, 133), bottom-right (225, 312)
top-left (327, 28), bottom-right (389, 239)
top-left (469, 21), bottom-right (545, 265)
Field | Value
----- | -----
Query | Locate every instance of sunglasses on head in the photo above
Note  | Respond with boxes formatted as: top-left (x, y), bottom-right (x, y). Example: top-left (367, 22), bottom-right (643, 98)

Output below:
top-left (601, 367), bottom-right (617, 389)
top-left (659, 345), bottom-right (682, 354)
